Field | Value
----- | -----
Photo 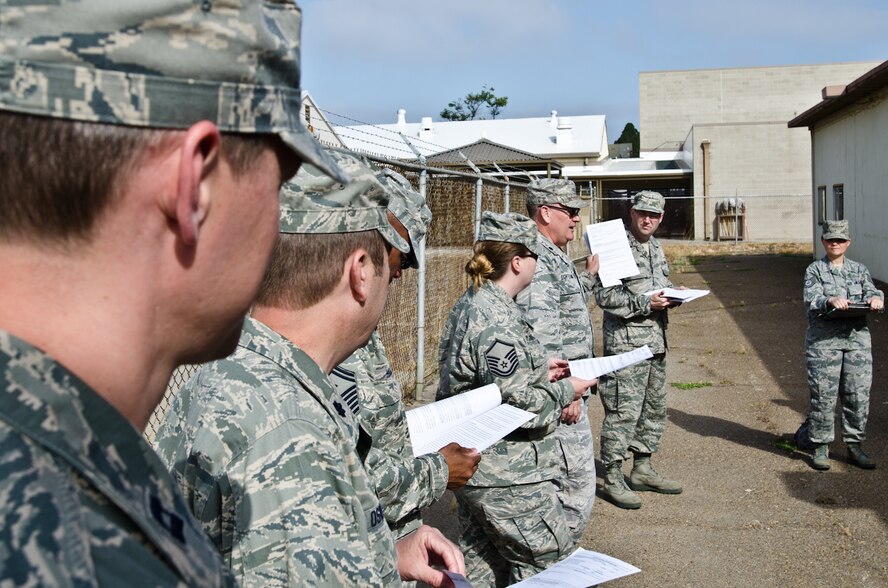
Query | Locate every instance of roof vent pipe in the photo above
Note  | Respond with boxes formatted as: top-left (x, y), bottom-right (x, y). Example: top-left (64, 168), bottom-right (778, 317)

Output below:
top-left (556, 117), bottom-right (573, 144)
top-left (397, 109), bottom-right (407, 125)
top-left (550, 110), bottom-right (558, 126)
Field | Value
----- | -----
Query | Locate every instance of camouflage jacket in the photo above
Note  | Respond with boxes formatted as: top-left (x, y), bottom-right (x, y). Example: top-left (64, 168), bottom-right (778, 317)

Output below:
top-left (437, 281), bottom-right (574, 487)
top-left (516, 233), bottom-right (596, 362)
top-left (0, 331), bottom-right (234, 587)
top-left (153, 318), bottom-right (399, 587)
top-left (804, 256), bottom-right (884, 350)
top-left (332, 331), bottom-right (448, 539)
top-left (596, 231), bottom-right (674, 355)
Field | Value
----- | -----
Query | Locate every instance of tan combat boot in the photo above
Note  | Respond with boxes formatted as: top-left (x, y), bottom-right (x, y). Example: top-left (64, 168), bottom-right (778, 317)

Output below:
top-left (847, 443), bottom-right (875, 469)
top-left (811, 444), bottom-right (830, 470)
top-left (629, 453), bottom-right (683, 494)
top-left (599, 461), bottom-right (641, 509)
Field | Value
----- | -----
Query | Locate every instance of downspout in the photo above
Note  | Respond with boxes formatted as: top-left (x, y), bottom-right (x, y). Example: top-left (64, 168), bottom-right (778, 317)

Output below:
top-left (701, 140), bottom-right (711, 240)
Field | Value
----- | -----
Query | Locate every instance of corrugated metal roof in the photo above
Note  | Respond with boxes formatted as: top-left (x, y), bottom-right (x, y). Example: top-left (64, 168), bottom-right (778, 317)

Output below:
top-left (789, 60), bottom-right (888, 128)
top-left (425, 139), bottom-right (550, 164)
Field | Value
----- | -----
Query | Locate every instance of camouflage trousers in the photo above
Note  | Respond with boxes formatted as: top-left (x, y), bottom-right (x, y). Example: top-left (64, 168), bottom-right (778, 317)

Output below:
top-left (553, 396), bottom-right (596, 541)
top-left (598, 353), bottom-right (667, 467)
top-left (455, 481), bottom-right (575, 588)
top-left (799, 347), bottom-right (871, 444)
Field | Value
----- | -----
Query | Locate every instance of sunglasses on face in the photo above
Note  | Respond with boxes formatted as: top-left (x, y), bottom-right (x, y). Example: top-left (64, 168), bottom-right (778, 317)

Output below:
top-left (546, 205), bottom-right (580, 218)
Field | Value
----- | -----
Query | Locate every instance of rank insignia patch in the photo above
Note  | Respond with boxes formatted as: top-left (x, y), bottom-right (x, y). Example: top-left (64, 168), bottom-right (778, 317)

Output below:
top-left (485, 339), bottom-right (519, 377)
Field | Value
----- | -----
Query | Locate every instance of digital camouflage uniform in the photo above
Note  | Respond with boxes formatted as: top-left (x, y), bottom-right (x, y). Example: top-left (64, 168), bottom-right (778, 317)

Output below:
top-left (438, 212), bottom-right (576, 587)
top-left (331, 169), bottom-right (447, 540)
top-left (596, 230), bottom-right (674, 467)
top-left (154, 153), bottom-right (410, 587)
top-left (333, 333), bottom-right (448, 540)
top-left (154, 318), bottom-right (399, 587)
top-left (0, 0), bottom-right (344, 583)
top-left (796, 256), bottom-right (883, 445)
top-left (517, 217), bottom-right (598, 540)
top-left (0, 332), bottom-right (235, 587)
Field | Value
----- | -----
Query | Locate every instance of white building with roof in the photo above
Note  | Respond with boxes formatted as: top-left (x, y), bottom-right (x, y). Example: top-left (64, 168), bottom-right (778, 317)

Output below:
top-left (789, 60), bottom-right (888, 282)
top-left (335, 109), bottom-right (609, 168)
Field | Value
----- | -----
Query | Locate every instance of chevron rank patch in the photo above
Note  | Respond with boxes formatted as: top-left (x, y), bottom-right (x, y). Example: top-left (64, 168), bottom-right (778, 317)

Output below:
top-left (485, 339), bottom-right (519, 378)
top-left (329, 366), bottom-right (360, 416)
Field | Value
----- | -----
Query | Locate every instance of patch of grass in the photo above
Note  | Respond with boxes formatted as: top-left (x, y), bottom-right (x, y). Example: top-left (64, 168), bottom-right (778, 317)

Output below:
top-left (671, 381), bottom-right (713, 390)
top-left (774, 440), bottom-right (796, 453)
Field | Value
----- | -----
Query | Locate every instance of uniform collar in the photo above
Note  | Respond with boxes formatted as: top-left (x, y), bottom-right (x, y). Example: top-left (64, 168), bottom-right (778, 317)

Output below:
top-left (239, 317), bottom-right (363, 444)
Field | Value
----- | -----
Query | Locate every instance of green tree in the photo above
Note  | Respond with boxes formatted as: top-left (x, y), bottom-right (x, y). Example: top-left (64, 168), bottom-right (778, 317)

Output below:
top-left (615, 122), bottom-right (640, 157)
top-left (440, 85), bottom-right (509, 121)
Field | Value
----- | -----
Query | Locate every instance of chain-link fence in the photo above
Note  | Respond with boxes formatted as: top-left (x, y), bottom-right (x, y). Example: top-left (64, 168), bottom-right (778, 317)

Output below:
top-left (144, 159), bottom-right (809, 440)
top-left (596, 193), bottom-right (811, 242)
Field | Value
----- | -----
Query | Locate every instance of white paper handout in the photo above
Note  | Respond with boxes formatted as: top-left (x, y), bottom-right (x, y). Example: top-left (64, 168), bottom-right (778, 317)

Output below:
top-left (405, 384), bottom-right (535, 457)
top-left (509, 548), bottom-right (640, 587)
top-left (584, 219), bottom-right (639, 287)
top-left (644, 287), bottom-right (710, 303)
top-left (568, 345), bottom-right (654, 380)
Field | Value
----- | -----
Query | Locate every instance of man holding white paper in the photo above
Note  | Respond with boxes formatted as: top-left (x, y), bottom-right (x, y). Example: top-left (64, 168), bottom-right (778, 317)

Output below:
top-left (331, 169), bottom-right (480, 540)
top-left (594, 191), bottom-right (683, 510)
top-left (517, 178), bottom-right (599, 540)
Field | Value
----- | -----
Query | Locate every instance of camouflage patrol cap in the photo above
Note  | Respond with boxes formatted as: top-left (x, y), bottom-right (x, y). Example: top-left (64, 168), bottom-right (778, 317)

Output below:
top-left (278, 151), bottom-right (409, 253)
top-left (378, 169), bottom-right (432, 269)
top-left (0, 0), bottom-right (346, 183)
top-left (526, 178), bottom-right (587, 209)
top-left (821, 219), bottom-right (850, 241)
top-left (632, 190), bottom-right (665, 214)
top-left (477, 211), bottom-right (545, 257)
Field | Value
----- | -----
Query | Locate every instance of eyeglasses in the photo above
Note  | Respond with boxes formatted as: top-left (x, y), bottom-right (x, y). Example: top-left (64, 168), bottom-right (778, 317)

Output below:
top-left (545, 205), bottom-right (580, 218)
top-left (399, 250), bottom-right (416, 270)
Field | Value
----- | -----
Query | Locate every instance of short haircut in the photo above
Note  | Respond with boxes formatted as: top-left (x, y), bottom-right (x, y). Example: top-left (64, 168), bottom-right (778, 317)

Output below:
top-left (0, 112), bottom-right (274, 246)
top-left (256, 230), bottom-right (388, 310)
top-left (465, 240), bottom-right (534, 290)
top-left (526, 202), bottom-right (540, 218)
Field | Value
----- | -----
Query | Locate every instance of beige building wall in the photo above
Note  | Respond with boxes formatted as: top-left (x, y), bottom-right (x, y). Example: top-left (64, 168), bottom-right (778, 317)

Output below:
top-left (640, 62), bottom-right (880, 151)
top-left (641, 61), bottom-right (881, 241)
top-left (809, 87), bottom-right (888, 282)
top-left (690, 122), bottom-right (813, 241)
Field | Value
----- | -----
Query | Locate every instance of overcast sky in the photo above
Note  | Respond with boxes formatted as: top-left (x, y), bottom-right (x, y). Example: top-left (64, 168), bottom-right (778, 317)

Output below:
top-left (300, 0), bottom-right (886, 139)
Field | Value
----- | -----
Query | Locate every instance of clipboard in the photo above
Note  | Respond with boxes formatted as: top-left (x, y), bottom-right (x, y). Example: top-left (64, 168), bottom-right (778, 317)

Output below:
top-left (817, 303), bottom-right (880, 320)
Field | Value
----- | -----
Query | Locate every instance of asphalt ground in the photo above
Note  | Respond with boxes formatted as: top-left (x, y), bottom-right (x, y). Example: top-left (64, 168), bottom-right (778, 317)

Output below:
top-left (423, 244), bottom-right (888, 587)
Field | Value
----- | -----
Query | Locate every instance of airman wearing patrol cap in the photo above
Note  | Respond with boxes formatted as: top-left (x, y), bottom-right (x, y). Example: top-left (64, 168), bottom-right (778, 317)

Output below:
top-left (438, 211), bottom-right (596, 585)
top-left (0, 1), bottom-right (342, 585)
top-left (795, 219), bottom-right (884, 470)
top-left (595, 190), bottom-right (684, 510)
top-left (518, 177), bottom-right (600, 540)
top-left (331, 168), bottom-right (480, 540)
top-left (155, 151), bottom-right (465, 587)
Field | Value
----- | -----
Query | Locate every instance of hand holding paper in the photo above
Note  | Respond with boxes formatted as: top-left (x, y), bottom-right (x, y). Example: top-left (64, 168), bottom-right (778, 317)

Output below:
top-left (584, 219), bottom-right (639, 287)
top-left (405, 384), bottom-right (535, 457)
top-left (568, 346), bottom-right (654, 380)
top-left (645, 287), bottom-right (709, 304)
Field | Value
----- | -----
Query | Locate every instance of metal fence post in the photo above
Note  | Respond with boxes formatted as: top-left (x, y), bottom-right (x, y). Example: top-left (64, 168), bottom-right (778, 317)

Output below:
top-left (474, 178), bottom-right (483, 240)
top-left (399, 134), bottom-right (431, 402)
top-left (415, 168), bottom-right (428, 401)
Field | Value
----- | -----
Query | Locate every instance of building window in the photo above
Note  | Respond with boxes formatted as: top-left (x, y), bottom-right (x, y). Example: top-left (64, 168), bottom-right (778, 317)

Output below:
top-left (817, 186), bottom-right (827, 225)
top-left (833, 184), bottom-right (844, 220)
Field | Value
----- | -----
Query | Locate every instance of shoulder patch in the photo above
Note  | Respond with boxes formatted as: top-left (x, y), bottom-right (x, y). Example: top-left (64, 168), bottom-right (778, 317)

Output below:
top-left (329, 366), bottom-right (360, 416)
top-left (484, 339), bottom-right (519, 378)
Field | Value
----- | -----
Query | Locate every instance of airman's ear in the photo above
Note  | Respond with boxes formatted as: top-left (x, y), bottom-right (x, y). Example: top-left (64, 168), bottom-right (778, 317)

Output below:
top-left (347, 248), bottom-right (372, 304)
top-left (174, 121), bottom-right (222, 246)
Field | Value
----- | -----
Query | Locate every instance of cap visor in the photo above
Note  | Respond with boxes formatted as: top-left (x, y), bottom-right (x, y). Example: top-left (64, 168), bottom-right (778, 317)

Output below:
top-left (280, 127), bottom-right (350, 184)
top-left (380, 225), bottom-right (411, 254)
